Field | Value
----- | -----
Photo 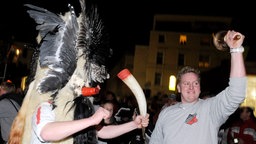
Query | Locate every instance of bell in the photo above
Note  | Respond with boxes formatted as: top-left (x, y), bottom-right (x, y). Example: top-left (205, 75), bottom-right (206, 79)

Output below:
top-left (212, 30), bottom-right (241, 51)
top-left (212, 31), bottom-right (229, 51)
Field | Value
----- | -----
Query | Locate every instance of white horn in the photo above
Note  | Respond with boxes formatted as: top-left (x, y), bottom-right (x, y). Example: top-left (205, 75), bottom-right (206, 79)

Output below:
top-left (117, 69), bottom-right (147, 117)
top-left (117, 69), bottom-right (147, 141)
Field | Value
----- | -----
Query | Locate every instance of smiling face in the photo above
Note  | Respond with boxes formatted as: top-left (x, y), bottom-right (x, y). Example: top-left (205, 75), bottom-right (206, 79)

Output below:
top-left (177, 72), bottom-right (201, 104)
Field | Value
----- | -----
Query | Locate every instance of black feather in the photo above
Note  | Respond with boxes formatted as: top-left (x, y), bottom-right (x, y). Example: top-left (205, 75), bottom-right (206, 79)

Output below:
top-left (76, 0), bottom-right (112, 85)
top-left (25, 4), bottom-right (79, 93)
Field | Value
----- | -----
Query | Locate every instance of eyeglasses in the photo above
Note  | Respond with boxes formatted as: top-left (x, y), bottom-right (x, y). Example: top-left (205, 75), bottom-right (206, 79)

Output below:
top-left (181, 81), bottom-right (200, 87)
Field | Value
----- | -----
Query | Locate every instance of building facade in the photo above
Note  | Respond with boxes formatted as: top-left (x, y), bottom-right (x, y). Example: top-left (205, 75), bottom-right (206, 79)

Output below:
top-left (107, 14), bottom-right (233, 97)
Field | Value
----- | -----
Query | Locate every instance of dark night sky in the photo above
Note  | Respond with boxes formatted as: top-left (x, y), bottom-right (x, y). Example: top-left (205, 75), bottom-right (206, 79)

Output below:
top-left (1, 0), bottom-right (255, 62)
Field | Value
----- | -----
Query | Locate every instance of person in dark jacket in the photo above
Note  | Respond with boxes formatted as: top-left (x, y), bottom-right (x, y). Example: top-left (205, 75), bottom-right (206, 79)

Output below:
top-left (0, 81), bottom-right (23, 143)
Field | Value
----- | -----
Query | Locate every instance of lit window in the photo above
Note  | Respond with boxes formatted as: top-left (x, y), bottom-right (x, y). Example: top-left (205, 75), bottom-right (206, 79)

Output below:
top-left (198, 55), bottom-right (210, 68)
top-left (169, 75), bottom-right (176, 91)
top-left (179, 35), bottom-right (187, 45)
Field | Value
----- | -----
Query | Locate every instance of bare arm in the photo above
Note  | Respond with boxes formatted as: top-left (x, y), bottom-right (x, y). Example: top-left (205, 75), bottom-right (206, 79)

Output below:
top-left (97, 114), bottom-right (149, 139)
top-left (224, 30), bottom-right (246, 77)
top-left (40, 107), bottom-right (110, 141)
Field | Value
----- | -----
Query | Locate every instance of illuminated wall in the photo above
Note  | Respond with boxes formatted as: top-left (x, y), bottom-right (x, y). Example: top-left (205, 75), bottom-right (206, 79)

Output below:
top-left (240, 75), bottom-right (256, 117)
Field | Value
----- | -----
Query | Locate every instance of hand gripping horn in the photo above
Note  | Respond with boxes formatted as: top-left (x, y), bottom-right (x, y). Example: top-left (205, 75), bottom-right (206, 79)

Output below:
top-left (117, 69), bottom-right (147, 140)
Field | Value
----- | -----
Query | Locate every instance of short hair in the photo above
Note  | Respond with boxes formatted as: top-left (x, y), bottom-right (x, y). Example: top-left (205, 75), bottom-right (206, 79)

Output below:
top-left (240, 106), bottom-right (254, 114)
top-left (239, 106), bottom-right (256, 120)
top-left (0, 81), bottom-right (16, 93)
top-left (100, 99), bottom-right (114, 106)
top-left (176, 66), bottom-right (201, 84)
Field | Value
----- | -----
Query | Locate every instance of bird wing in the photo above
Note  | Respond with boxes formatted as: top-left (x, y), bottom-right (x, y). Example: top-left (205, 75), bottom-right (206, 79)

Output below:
top-left (24, 4), bottom-right (79, 93)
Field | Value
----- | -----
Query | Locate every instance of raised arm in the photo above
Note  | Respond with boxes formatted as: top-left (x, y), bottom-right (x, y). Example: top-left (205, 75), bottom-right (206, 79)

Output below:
top-left (224, 30), bottom-right (246, 77)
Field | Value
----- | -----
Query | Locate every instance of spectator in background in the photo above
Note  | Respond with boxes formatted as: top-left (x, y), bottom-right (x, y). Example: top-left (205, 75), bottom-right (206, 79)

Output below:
top-left (101, 100), bottom-right (117, 125)
top-left (114, 95), bottom-right (144, 144)
top-left (227, 106), bottom-right (256, 144)
top-left (97, 100), bottom-right (118, 144)
top-left (115, 95), bottom-right (138, 124)
top-left (103, 91), bottom-right (120, 115)
top-left (161, 93), bottom-right (178, 110)
top-left (218, 108), bottom-right (241, 144)
top-left (0, 81), bottom-right (23, 143)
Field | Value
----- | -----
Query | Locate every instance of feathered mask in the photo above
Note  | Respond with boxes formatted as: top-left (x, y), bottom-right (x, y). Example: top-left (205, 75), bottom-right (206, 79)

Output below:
top-left (25, 0), bottom-right (112, 95)
top-left (8, 0), bottom-right (112, 143)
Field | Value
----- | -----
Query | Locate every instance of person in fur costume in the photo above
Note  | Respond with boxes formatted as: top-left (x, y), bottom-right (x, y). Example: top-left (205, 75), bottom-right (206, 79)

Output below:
top-left (8, 0), bottom-right (149, 144)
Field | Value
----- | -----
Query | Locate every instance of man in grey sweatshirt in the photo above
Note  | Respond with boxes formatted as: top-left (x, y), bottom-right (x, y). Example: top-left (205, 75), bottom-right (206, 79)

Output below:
top-left (149, 30), bottom-right (247, 144)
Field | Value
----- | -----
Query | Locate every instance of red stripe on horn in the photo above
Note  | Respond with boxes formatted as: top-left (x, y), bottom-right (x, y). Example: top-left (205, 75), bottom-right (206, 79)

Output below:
top-left (117, 69), bottom-right (131, 80)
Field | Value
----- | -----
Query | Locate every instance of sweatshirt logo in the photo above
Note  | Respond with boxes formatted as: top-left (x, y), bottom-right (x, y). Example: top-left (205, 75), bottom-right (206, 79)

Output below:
top-left (185, 113), bottom-right (198, 125)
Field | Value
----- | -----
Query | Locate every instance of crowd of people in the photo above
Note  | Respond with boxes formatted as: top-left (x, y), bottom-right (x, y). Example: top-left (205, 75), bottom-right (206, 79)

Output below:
top-left (1, 30), bottom-right (255, 144)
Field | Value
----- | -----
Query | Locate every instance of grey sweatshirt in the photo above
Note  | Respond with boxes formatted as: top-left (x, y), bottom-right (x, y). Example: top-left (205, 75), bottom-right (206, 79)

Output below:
top-left (149, 77), bottom-right (247, 144)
